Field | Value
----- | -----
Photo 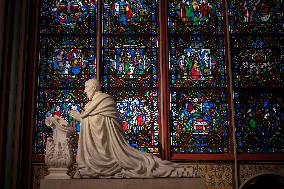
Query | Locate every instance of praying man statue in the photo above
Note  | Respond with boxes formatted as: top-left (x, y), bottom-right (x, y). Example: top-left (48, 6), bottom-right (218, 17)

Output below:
top-left (70, 78), bottom-right (196, 178)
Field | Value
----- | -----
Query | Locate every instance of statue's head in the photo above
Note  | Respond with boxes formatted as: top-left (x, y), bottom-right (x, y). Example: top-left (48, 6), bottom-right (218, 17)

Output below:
top-left (84, 78), bottom-right (101, 99)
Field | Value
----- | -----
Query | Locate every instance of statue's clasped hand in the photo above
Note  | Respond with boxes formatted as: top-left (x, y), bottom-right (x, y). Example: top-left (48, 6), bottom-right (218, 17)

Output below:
top-left (70, 110), bottom-right (82, 122)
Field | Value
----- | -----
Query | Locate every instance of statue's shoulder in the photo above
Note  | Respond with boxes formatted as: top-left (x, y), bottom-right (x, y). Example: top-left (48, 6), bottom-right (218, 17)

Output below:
top-left (99, 92), bottom-right (113, 99)
top-left (93, 92), bottom-right (114, 103)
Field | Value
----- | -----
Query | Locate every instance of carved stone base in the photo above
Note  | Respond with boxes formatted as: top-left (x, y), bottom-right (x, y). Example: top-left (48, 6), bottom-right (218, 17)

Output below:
top-left (45, 168), bottom-right (71, 179)
top-left (40, 178), bottom-right (206, 189)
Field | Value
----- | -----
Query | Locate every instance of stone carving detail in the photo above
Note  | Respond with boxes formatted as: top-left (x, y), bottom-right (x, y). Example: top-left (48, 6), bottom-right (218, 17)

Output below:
top-left (181, 163), bottom-right (233, 189)
top-left (44, 115), bottom-right (75, 179)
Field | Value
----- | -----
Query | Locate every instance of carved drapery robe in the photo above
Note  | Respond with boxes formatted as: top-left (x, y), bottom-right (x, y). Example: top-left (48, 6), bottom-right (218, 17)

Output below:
top-left (76, 92), bottom-right (179, 178)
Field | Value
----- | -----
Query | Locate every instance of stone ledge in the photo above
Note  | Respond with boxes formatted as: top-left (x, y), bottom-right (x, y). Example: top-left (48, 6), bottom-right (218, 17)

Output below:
top-left (41, 178), bottom-right (207, 189)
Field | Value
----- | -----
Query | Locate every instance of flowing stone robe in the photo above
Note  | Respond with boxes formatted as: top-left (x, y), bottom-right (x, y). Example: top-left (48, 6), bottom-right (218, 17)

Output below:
top-left (76, 92), bottom-right (183, 178)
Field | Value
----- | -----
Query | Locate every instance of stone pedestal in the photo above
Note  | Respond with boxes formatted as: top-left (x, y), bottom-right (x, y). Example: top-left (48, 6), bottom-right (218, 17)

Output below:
top-left (40, 178), bottom-right (206, 189)
top-left (44, 115), bottom-right (75, 179)
top-left (44, 168), bottom-right (70, 179)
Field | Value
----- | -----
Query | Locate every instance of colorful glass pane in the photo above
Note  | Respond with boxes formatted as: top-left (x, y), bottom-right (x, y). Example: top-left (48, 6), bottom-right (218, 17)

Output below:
top-left (103, 0), bottom-right (158, 34)
top-left (103, 36), bottom-right (158, 88)
top-left (231, 35), bottom-right (284, 88)
top-left (102, 35), bottom-right (160, 154)
top-left (234, 91), bottom-right (284, 153)
top-left (228, 0), bottom-right (283, 34)
top-left (170, 89), bottom-right (229, 153)
top-left (168, 0), bottom-right (223, 34)
top-left (169, 36), bottom-right (226, 88)
top-left (40, 0), bottom-right (96, 34)
top-left (169, 0), bottom-right (230, 154)
top-left (34, 0), bottom-right (97, 157)
top-left (229, 0), bottom-right (284, 153)
top-left (39, 36), bottom-right (96, 88)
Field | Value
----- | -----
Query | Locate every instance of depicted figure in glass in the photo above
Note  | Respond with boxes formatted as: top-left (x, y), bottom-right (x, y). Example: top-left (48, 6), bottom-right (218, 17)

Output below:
top-left (176, 0), bottom-right (213, 25)
top-left (110, 48), bottom-right (149, 75)
top-left (241, 0), bottom-right (271, 22)
top-left (178, 48), bottom-right (212, 80)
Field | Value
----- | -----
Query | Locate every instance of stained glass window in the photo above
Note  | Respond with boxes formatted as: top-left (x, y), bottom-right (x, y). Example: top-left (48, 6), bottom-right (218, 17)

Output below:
top-left (103, 0), bottom-right (157, 34)
top-left (34, 0), bottom-right (97, 157)
top-left (229, 0), bottom-right (284, 153)
top-left (34, 0), bottom-right (284, 160)
top-left (102, 0), bottom-right (160, 154)
top-left (168, 0), bottom-right (230, 155)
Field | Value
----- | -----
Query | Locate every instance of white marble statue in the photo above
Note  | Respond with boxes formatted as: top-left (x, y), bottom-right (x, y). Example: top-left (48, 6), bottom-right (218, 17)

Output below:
top-left (44, 115), bottom-right (75, 179)
top-left (70, 78), bottom-right (197, 178)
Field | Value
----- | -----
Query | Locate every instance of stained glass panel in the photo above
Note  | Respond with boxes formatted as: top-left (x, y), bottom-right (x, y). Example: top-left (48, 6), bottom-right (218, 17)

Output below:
top-left (40, 0), bottom-right (96, 34)
top-left (168, 0), bottom-right (223, 34)
top-left (102, 34), bottom-right (160, 154)
top-left (170, 89), bottom-right (229, 153)
top-left (34, 0), bottom-right (97, 157)
top-left (103, 0), bottom-right (158, 34)
top-left (235, 91), bottom-right (284, 153)
top-left (169, 36), bottom-right (226, 88)
top-left (103, 36), bottom-right (158, 87)
top-left (229, 0), bottom-right (284, 153)
top-left (169, 0), bottom-right (230, 154)
top-left (39, 36), bottom-right (96, 88)
top-left (228, 0), bottom-right (283, 34)
top-left (231, 35), bottom-right (284, 88)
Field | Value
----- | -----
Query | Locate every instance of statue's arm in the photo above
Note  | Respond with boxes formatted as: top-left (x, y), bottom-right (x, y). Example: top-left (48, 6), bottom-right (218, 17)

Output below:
top-left (69, 110), bottom-right (82, 122)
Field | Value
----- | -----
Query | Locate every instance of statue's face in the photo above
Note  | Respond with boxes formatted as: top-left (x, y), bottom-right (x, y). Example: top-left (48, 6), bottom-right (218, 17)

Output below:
top-left (84, 82), bottom-right (95, 99)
